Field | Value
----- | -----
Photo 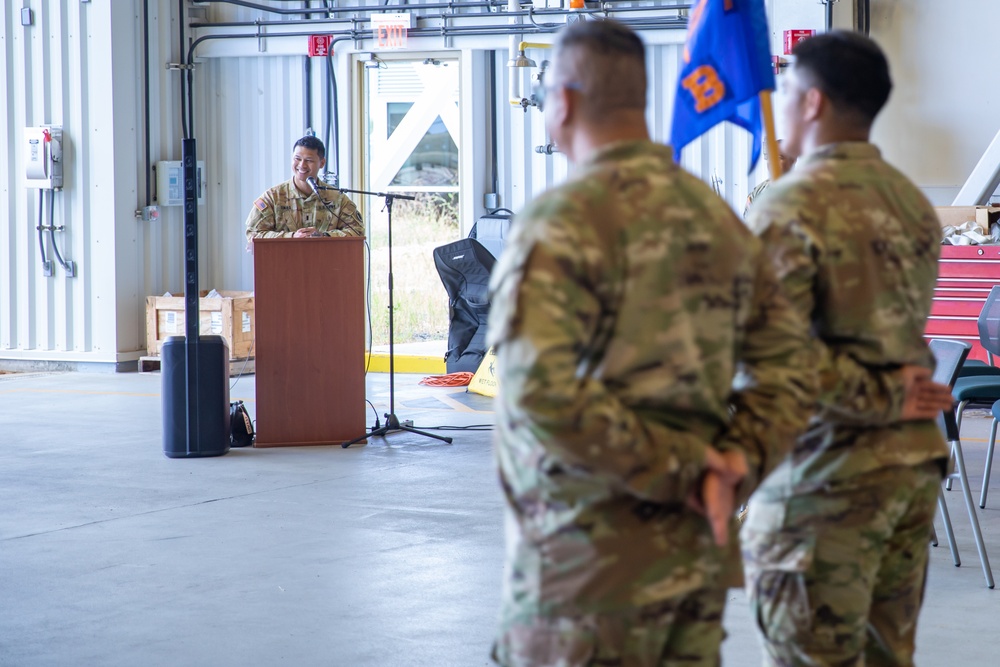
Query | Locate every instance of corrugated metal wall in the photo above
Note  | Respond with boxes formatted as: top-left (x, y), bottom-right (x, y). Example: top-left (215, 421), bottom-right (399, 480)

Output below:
top-left (142, 5), bottom-right (312, 313)
top-left (190, 55), bottom-right (310, 294)
top-left (1, 1), bottom-right (761, 366)
top-left (0, 1), bottom-right (315, 364)
top-left (492, 42), bottom-right (757, 215)
top-left (0, 0), bottom-right (140, 363)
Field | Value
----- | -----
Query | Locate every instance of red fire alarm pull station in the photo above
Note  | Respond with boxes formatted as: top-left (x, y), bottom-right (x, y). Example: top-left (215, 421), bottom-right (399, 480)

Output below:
top-left (783, 29), bottom-right (816, 55)
top-left (308, 35), bottom-right (332, 57)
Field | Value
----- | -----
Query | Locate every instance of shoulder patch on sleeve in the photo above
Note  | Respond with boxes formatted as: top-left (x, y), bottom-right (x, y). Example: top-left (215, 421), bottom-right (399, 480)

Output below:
top-left (254, 198), bottom-right (268, 212)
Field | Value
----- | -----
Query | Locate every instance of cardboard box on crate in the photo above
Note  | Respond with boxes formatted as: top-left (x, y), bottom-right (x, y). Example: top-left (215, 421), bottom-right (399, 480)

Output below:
top-left (935, 205), bottom-right (1000, 233)
top-left (145, 290), bottom-right (255, 360)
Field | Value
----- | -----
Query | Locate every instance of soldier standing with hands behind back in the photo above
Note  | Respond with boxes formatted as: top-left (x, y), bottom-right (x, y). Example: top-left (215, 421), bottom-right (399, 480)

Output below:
top-left (741, 31), bottom-right (956, 666)
top-left (488, 19), bottom-right (815, 667)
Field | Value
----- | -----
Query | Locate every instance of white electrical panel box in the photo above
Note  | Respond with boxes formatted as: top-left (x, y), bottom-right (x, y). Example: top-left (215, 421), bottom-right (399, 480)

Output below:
top-left (156, 160), bottom-right (206, 206)
top-left (24, 126), bottom-right (63, 189)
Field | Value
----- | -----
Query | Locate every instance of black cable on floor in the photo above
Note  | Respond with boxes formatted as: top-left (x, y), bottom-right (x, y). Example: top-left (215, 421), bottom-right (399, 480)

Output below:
top-left (229, 336), bottom-right (255, 391)
top-left (411, 424), bottom-right (494, 432)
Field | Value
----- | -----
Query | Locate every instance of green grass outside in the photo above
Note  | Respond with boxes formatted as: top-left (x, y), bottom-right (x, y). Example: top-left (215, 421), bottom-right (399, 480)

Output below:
top-left (367, 194), bottom-right (458, 347)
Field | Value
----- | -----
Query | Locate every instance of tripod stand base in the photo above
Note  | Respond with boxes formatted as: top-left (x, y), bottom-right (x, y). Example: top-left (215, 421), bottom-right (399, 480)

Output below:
top-left (342, 413), bottom-right (453, 448)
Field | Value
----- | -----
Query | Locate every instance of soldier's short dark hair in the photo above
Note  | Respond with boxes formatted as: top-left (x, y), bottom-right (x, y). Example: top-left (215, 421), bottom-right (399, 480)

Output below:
top-left (293, 135), bottom-right (326, 159)
top-left (791, 30), bottom-right (892, 125)
top-left (552, 19), bottom-right (647, 120)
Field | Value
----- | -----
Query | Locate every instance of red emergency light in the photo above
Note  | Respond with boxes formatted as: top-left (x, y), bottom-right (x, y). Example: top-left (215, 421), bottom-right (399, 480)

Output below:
top-left (783, 29), bottom-right (816, 55)
top-left (307, 35), bottom-right (332, 58)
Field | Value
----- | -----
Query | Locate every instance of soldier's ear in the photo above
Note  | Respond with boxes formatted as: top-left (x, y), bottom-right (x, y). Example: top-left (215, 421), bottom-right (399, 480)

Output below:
top-left (802, 87), bottom-right (824, 123)
top-left (550, 84), bottom-right (574, 127)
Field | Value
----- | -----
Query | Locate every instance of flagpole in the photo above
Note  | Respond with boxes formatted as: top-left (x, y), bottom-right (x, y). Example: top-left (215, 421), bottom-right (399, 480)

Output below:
top-left (759, 89), bottom-right (783, 181)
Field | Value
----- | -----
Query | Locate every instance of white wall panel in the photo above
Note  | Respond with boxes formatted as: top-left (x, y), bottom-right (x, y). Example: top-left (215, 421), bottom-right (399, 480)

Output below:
top-left (491, 41), bottom-right (753, 218)
top-left (1, 0), bottom-right (141, 366)
top-left (127, 3), bottom-right (311, 339)
top-left (868, 0), bottom-right (1000, 204)
top-left (195, 54), bottom-right (310, 293)
top-left (0, 0), bottom-right (290, 366)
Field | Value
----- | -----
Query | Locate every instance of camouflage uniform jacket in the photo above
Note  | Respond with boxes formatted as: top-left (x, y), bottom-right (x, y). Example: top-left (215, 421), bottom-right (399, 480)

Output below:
top-left (244, 178), bottom-right (364, 244)
top-left (487, 140), bottom-right (815, 617)
top-left (743, 179), bottom-right (770, 218)
top-left (746, 142), bottom-right (946, 497)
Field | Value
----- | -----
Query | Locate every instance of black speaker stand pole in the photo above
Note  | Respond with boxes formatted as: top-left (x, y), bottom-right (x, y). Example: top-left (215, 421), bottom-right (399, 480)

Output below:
top-left (324, 184), bottom-right (452, 448)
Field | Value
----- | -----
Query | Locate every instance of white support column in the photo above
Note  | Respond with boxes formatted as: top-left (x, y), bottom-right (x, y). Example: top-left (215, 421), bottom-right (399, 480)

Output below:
top-left (460, 49), bottom-right (488, 237)
top-left (109, 3), bottom-right (143, 360)
top-left (83, 1), bottom-right (129, 361)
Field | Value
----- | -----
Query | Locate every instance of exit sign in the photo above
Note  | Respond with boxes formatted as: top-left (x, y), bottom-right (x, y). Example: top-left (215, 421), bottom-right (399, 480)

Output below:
top-left (371, 13), bottom-right (414, 50)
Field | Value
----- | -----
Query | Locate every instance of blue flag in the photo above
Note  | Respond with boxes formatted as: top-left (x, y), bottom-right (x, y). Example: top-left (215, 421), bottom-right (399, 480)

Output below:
top-left (670, 0), bottom-right (775, 170)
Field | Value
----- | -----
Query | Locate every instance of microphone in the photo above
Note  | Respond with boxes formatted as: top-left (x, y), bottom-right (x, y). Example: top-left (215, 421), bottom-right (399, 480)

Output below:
top-left (306, 176), bottom-right (324, 197)
top-left (307, 176), bottom-right (336, 213)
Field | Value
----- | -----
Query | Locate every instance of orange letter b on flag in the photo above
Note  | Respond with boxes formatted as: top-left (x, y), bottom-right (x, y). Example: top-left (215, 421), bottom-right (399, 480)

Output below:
top-left (682, 65), bottom-right (726, 113)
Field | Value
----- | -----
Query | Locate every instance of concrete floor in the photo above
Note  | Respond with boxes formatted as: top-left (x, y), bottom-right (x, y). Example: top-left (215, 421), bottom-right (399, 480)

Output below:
top-left (2, 370), bottom-right (1000, 666)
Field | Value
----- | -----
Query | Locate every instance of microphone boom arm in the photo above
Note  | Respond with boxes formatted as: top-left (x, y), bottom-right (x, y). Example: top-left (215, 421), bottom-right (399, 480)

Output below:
top-left (311, 180), bottom-right (416, 203)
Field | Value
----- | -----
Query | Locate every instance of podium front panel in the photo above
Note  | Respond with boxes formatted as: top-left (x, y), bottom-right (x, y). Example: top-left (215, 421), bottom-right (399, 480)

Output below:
top-left (252, 237), bottom-right (366, 446)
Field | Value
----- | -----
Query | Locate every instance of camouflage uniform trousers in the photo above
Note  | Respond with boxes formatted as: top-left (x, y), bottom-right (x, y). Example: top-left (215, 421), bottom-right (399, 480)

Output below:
top-left (741, 460), bottom-right (943, 666)
top-left (493, 588), bottom-right (727, 667)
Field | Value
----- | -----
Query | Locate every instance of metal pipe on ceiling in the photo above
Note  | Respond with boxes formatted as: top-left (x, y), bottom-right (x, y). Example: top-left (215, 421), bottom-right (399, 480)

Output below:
top-left (190, 4), bottom-right (694, 30)
top-left (179, 9), bottom-right (688, 200)
top-left (196, 0), bottom-right (685, 17)
top-left (179, 0), bottom-right (189, 140)
top-left (303, 0), bottom-right (312, 132)
top-left (187, 18), bottom-right (686, 64)
top-left (197, 0), bottom-right (504, 16)
top-left (143, 0), bottom-right (152, 206)
top-left (856, 0), bottom-right (870, 35)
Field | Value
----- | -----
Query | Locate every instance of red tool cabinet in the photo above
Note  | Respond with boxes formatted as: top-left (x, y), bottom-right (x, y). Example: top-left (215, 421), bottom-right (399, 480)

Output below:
top-left (927, 245), bottom-right (1000, 362)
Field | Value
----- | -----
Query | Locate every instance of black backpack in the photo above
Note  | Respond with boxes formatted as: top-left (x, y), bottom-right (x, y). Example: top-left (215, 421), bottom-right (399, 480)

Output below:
top-left (230, 400), bottom-right (255, 448)
top-left (432, 238), bottom-right (497, 373)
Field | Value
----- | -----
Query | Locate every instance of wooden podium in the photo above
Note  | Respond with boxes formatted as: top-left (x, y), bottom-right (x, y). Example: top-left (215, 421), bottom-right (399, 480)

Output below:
top-left (252, 237), bottom-right (366, 446)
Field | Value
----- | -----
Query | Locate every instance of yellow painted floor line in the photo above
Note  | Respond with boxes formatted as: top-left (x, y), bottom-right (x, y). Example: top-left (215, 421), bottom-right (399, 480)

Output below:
top-left (364, 353), bottom-right (445, 375)
top-left (431, 391), bottom-right (479, 414)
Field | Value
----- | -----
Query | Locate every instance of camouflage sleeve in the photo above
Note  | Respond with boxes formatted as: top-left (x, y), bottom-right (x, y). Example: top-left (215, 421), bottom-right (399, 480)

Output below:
top-left (813, 347), bottom-right (907, 425)
top-left (753, 213), bottom-right (907, 426)
top-left (715, 251), bottom-right (817, 501)
top-left (327, 196), bottom-right (364, 237)
top-left (494, 233), bottom-right (713, 505)
top-left (245, 193), bottom-right (293, 241)
top-left (744, 181), bottom-right (768, 219)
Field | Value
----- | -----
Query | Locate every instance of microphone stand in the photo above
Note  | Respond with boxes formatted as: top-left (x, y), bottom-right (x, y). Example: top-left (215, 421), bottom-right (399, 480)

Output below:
top-left (312, 181), bottom-right (452, 448)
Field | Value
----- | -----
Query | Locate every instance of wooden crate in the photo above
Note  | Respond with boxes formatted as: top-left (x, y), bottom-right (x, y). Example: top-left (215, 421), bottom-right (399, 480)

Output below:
top-left (145, 290), bottom-right (255, 359)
